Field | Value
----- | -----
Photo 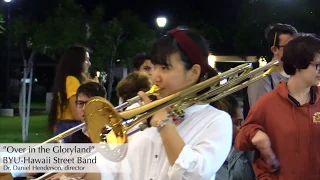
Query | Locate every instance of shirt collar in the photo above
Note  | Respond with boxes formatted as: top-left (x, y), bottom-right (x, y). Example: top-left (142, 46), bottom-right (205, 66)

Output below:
top-left (183, 104), bottom-right (209, 117)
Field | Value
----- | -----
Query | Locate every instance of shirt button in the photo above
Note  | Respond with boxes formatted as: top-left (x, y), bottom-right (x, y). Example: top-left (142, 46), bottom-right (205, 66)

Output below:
top-left (155, 155), bottom-right (158, 158)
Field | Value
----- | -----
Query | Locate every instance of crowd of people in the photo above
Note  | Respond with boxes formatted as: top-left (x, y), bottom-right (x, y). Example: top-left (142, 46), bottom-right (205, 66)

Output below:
top-left (3, 22), bottom-right (320, 180)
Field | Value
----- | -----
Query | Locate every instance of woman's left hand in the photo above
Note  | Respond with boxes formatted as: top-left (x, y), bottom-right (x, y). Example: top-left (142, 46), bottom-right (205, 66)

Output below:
top-left (138, 91), bottom-right (169, 127)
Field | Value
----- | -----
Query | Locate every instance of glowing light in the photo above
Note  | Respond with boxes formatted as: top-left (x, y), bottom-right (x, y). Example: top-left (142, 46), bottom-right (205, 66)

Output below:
top-left (259, 57), bottom-right (267, 67)
top-left (208, 54), bottom-right (216, 68)
top-left (156, 17), bottom-right (167, 28)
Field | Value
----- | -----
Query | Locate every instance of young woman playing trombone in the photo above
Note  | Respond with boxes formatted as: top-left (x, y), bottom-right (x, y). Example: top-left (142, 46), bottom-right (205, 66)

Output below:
top-left (114, 27), bottom-right (233, 180)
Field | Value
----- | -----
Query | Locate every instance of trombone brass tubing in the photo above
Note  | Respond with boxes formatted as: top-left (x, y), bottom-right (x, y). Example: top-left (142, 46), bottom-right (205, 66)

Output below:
top-left (28, 87), bottom-right (160, 180)
top-left (33, 123), bottom-right (85, 146)
top-left (82, 62), bottom-right (265, 163)
top-left (37, 102), bottom-right (127, 145)
top-left (35, 61), bottom-right (279, 180)
top-left (196, 60), bottom-right (279, 103)
top-left (116, 85), bottom-right (161, 111)
top-left (121, 61), bottom-right (275, 130)
top-left (34, 99), bottom-right (131, 179)
top-left (187, 63), bottom-right (252, 104)
top-left (208, 61), bottom-right (278, 103)
top-left (12, 100), bottom-right (131, 180)
top-left (35, 171), bottom-right (56, 180)
top-left (118, 63), bottom-right (253, 126)
top-left (84, 63), bottom-right (253, 145)
top-left (38, 89), bottom-right (153, 144)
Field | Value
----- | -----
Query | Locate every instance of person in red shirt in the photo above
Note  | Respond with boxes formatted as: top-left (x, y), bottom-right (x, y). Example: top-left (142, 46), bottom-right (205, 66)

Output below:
top-left (235, 33), bottom-right (320, 180)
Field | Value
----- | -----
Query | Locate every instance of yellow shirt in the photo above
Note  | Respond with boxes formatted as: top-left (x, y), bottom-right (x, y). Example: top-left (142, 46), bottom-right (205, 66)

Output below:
top-left (57, 76), bottom-right (80, 120)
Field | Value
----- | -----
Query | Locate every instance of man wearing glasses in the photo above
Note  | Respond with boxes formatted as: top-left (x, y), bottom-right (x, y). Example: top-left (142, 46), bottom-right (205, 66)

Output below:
top-left (244, 23), bottom-right (298, 116)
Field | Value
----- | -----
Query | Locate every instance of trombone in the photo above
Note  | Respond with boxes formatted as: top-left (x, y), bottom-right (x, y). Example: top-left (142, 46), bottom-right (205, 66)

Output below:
top-left (81, 60), bottom-right (279, 159)
top-left (35, 60), bottom-right (278, 179)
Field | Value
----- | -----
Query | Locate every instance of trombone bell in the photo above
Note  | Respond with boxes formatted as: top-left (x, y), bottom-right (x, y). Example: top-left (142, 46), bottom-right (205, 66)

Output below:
top-left (84, 96), bottom-right (127, 145)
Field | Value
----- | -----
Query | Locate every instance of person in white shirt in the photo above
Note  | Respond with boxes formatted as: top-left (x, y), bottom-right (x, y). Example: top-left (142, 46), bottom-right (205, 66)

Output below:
top-left (115, 27), bottom-right (233, 180)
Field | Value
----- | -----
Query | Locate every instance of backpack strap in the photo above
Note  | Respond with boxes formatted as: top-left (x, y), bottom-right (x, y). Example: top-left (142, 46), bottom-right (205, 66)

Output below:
top-left (268, 75), bottom-right (274, 90)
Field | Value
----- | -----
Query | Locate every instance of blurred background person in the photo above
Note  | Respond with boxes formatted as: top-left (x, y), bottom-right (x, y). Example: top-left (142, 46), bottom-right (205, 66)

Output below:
top-left (211, 95), bottom-right (255, 180)
top-left (48, 45), bottom-right (92, 142)
top-left (132, 52), bottom-right (154, 77)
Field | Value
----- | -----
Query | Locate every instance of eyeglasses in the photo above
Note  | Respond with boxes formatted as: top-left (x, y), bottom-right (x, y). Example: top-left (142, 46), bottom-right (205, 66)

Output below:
top-left (75, 100), bottom-right (88, 108)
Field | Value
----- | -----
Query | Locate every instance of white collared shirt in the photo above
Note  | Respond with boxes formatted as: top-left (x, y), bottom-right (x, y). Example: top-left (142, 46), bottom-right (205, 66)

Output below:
top-left (115, 104), bottom-right (232, 180)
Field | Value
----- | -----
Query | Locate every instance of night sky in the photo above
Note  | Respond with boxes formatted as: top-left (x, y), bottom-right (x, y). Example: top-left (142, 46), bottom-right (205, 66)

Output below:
top-left (9, 0), bottom-right (319, 29)
top-left (74, 0), bottom-right (242, 30)
top-left (4, 0), bottom-right (242, 30)
top-left (2, 0), bottom-right (320, 55)
top-left (1, 0), bottom-right (320, 97)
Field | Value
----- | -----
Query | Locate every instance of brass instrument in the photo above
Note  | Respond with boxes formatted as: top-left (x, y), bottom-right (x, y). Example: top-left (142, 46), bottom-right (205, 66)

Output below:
top-left (0, 173), bottom-right (13, 180)
top-left (83, 60), bottom-right (279, 160)
top-left (26, 87), bottom-right (160, 180)
top-left (35, 85), bottom-right (161, 145)
top-left (34, 60), bottom-right (278, 179)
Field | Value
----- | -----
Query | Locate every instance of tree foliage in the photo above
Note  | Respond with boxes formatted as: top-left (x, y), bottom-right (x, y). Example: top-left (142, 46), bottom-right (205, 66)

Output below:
top-left (117, 10), bottom-right (157, 69)
top-left (188, 19), bottom-right (223, 53)
top-left (87, 8), bottom-right (157, 71)
top-left (12, 1), bottom-right (156, 72)
top-left (88, 6), bottom-right (125, 71)
top-left (12, 0), bottom-right (87, 61)
top-left (235, 0), bottom-right (318, 56)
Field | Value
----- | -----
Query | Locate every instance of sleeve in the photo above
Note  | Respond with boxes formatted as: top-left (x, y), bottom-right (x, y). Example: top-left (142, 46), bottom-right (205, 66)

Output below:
top-left (235, 101), bottom-right (277, 179)
top-left (234, 100), bottom-right (266, 152)
top-left (168, 112), bottom-right (233, 180)
top-left (66, 76), bottom-right (81, 99)
top-left (247, 77), bottom-right (272, 107)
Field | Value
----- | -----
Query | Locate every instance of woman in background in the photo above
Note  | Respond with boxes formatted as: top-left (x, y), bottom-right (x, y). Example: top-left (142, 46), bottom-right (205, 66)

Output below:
top-left (48, 45), bottom-right (91, 143)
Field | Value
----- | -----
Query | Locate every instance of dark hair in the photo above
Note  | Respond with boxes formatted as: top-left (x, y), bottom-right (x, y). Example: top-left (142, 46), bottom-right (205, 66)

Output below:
top-left (133, 52), bottom-right (153, 70)
top-left (265, 23), bottom-right (298, 48)
top-left (282, 33), bottom-right (320, 75)
top-left (48, 45), bottom-right (89, 133)
top-left (210, 95), bottom-right (239, 118)
top-left (76, 82), bottom-right (106, 99)
top-left (116, 71), bottom-right (152, 101)
top-left (151, 27), bottom-right (217, 81)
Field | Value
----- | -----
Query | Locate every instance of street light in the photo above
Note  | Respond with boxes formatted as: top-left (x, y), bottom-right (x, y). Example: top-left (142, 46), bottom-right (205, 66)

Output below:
top-left (156, 17), bottom-right (167, 28)
top-left (208, 54), bottom-right (216, 68)
top-left (4, 0), bottom-right (11, 2)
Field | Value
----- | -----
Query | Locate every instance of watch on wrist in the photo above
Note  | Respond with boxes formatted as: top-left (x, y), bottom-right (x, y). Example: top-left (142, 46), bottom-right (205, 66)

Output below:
top-left (156, 119), bottom-right (172, 132)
